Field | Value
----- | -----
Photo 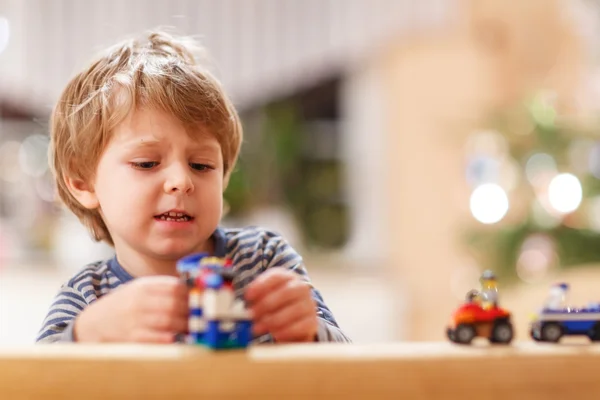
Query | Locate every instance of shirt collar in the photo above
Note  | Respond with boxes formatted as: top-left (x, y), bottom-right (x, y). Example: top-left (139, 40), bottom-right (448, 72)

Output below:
top-left (108, 227), bottom-right (227, 283)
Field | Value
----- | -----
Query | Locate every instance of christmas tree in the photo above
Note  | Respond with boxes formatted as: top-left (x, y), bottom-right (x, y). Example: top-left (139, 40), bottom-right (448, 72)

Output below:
top-left (464, 91), bottom-right (600, 283)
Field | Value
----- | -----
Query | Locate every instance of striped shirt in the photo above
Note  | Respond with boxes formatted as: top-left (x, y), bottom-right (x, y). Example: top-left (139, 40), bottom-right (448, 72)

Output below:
top-left (36, 226), bottom-right (351, 343)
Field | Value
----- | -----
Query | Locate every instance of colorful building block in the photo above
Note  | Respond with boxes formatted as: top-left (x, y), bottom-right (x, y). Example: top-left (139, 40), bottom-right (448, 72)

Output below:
top-left (176, 253), bottom-right (253, 350)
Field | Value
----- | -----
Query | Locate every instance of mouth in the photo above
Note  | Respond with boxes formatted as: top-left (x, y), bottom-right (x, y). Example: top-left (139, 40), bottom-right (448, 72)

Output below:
top-left (154, 211), bottom-right (194, 222)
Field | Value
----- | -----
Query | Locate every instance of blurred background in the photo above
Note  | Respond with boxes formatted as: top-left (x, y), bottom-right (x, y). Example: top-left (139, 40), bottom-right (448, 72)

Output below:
top-left (3, 0), bottom-right (600, 345)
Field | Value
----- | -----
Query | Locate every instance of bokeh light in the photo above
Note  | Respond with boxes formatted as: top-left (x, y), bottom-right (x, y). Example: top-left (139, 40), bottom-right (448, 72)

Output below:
top-left (530, 91), bottom-right (557, 129)
top-left (516, 234), bottom-right (557, 283)
top-left (469, 183), bottom-right (509, 224)
top-left (548, 173), bottom-right (582, 213)
top-left (18, 134), bottom-right (50, 177)
top-left (525, 153), bottom-right (557, 187)
top-left (465, 155), bottom-right (500, 187)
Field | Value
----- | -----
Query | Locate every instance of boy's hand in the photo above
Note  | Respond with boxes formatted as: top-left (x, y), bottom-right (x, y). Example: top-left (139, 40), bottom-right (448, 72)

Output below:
top-left (245, 269), bottom-right (318, 342)
top-left (74, 276), bottom-right (189, 343)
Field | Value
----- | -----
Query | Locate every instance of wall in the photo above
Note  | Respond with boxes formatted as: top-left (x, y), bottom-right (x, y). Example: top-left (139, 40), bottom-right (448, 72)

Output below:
top-left (0, 0), bottom-right (454, 110)
top-left (378, 0), bottom-right (585, 340)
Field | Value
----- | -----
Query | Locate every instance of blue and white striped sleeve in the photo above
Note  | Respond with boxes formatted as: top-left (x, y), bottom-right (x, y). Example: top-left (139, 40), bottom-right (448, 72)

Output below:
top-left (36, 285), bottom-right (86, 343)
top-left (266, 235), bottom-right (352, 343)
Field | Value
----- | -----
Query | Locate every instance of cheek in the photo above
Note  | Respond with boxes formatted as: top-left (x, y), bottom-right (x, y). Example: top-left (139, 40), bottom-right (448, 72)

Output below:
top-left (197, 176), bottom-right (224, 213)
top-left (94, 181), bottom-right (127, 221)
top-left (94, 168), bottom-right (145, 219)
top-left (200, 177), bottom-right (223, 202)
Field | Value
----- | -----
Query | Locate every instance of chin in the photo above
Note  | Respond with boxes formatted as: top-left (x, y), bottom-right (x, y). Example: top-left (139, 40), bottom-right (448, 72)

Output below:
top-left (151, 243), bottom-right (198, 260)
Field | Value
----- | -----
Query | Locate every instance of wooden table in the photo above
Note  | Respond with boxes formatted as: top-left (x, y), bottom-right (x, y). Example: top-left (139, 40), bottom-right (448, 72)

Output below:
top-left (1, 341), bottom-right (599, 399)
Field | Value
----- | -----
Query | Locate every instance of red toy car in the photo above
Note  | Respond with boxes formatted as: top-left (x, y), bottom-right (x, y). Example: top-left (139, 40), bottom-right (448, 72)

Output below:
top-left (446, 287), bottom-right (514, 345)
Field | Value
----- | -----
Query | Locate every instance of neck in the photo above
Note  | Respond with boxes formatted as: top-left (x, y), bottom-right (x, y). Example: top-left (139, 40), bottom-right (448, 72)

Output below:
top-left (113, 238), bottom-right (215, 278)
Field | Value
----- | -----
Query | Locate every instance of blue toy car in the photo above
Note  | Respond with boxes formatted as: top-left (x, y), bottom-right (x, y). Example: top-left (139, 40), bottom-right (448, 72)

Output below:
top-left (529, 283), bottom-right (600, 342)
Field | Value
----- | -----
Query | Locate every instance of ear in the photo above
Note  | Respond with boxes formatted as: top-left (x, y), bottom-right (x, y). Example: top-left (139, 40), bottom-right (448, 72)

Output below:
top-left (64, 175), bottom-right (100, 209)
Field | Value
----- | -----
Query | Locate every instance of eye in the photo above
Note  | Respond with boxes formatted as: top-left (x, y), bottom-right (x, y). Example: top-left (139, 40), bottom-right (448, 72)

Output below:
top-left (190, 163), bottom-right (213, 171)
top-left (131, 161), bottom-right (159, 170)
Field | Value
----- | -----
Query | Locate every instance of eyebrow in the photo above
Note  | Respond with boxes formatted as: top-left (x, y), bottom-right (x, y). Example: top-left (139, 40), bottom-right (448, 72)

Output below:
top-left (122, 138), bottom-right (221, 152)
top-left (123, 139), bottom-right (161, 149)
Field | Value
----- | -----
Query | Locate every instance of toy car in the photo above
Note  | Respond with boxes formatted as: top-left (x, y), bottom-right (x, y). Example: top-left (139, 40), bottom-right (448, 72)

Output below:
top-left (446, 298), bottom-right (514, 345)
top-left (530, 283), bottom-right (600, 343)
top-left (446, 271), bottom-right (514, 345)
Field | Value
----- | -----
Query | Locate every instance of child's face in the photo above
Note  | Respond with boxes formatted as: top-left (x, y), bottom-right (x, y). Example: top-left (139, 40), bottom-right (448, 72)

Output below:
top-left (90, 108), bottom-right (224, 261)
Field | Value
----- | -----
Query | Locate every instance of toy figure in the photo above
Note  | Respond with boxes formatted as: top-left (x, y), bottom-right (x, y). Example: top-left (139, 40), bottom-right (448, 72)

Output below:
top-left (465, 289), bottom-right (481, 304)
top-left (479, 270), bottom-right (498, 309)
top-left (544, 283), bottom-right (568, 310)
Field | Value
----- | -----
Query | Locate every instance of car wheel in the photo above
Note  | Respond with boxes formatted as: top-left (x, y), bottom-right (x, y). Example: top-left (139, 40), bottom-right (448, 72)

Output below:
top-left (588, 322), bottom-right (600, 342)
top-left (540, 322), bottom-right (562, 343)
top-left (454, 324), bottom-right (476, 344)
top-left (490, 319), bottom-right (513, 344)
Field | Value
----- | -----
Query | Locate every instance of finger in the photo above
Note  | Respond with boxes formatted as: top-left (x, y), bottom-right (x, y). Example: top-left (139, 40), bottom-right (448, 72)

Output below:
top-left (244, 269), bottom-right (293, 303)
top-left (130, 329), bottom-right (177, 344)
top-left (143, 312), bottom-right (189, 333)
top-left (250, 279), bottom-right (311, 319)
top-left (254, 298), bottom-right (316, 333)
top-left (141, 292), bottom-right (189, 318)
top-left (270, 315), bottom-right (318, 343)
top-left (252, 299), bottom-right (315, 337)
top-left (143, 277), bottom-right (189, 299)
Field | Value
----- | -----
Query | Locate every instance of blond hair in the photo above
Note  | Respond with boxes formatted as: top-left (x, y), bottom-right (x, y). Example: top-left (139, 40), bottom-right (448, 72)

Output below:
top-left (49, 30), bottom-right (243, 244)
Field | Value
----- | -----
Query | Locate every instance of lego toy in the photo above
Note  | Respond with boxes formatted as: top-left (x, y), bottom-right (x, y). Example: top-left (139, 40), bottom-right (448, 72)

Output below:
top-left (176, 253), bottom-right (253, 350)
top-left (479, 270), bottom-right (498, 309)
top-left (530, 283), bottom-right (600, 343)
top-left (446, 270), bottom-right (514, 345)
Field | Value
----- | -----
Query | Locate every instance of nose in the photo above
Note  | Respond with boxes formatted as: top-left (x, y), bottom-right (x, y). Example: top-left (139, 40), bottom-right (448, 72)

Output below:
top-left (164, 164), bottom-right (194, 195)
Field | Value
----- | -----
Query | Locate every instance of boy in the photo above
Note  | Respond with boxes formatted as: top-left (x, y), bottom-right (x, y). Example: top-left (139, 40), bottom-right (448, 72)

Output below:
top-left (36, 30), bottom-right (350, 344)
